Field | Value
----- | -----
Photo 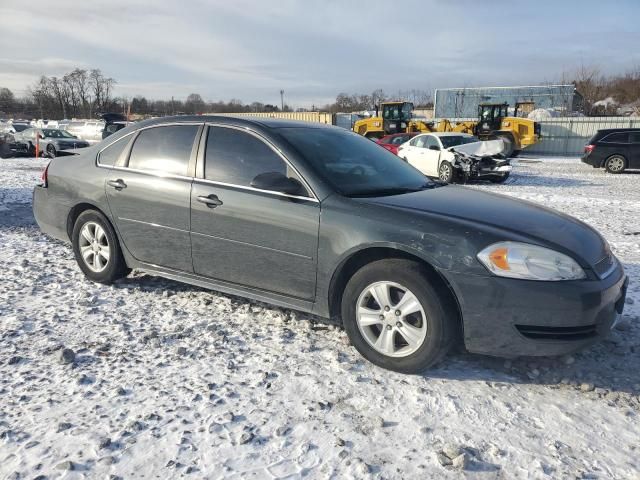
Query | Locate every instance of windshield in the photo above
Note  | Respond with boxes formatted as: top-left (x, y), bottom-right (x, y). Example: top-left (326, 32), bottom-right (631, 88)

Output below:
top-left (278, 127), bottom-right (435, 197)
top-left (42, 129), bottom-right (75, 138)
top-left (13, 124), bottom-right (30, 132)
top-left (439, 135), bottom-right (480, 148)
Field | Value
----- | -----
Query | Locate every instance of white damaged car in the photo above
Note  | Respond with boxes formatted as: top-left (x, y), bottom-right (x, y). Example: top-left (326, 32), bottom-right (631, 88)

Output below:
top-left (397, 132), bottom-right (512, 183)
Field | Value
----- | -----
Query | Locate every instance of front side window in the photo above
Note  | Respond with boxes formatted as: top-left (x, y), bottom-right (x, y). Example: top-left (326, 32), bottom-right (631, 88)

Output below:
top-left (127, 125), bottom-right (198, 176)
top-left (425, 136), bottom-right (440, 149)
top-left (630, 132), bottom-right (640, 143)
top-left (204, 126), bottom-right (309, 195)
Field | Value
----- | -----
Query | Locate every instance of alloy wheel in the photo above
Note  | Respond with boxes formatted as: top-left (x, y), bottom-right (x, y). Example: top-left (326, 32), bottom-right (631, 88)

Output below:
top-left (78, 221), bottom-right (110, 272)
top-left (356, 281), bottom-right (427, 358)
top-left (439, 163), bottom-right (451, 181)
top-left (607, 156), bottom-right (625, 172)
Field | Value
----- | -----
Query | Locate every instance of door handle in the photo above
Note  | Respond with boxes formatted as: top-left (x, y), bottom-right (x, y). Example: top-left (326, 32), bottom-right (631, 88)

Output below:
top-left (107, 179), bottom-right (127, 190)
top-left (197, 194), bottom-right (223, 208)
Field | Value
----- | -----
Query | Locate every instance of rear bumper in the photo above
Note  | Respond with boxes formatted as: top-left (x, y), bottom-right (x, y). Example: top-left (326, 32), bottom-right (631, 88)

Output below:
top-left (33, 186), bottom-right (70, 242)
top-left (441, 264), bottom-right (628, 357)
top-left (581, 154), bottom-right (601, 167)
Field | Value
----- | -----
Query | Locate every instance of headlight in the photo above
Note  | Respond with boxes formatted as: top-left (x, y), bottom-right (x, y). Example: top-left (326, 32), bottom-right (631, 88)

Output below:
top-left (477, 241), bottom-right (586, 281)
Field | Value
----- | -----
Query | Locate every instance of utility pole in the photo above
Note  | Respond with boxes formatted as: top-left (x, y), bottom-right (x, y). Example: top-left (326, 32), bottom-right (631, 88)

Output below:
top-left (280, 90), bottom-right (284, 111)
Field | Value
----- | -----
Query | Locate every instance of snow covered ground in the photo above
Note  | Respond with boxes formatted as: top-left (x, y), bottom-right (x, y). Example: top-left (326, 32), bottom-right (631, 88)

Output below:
top-left (0, 155), bottom-right (638, 479)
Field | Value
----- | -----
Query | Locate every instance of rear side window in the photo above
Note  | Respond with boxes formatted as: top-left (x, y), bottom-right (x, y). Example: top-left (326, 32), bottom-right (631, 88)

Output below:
top-left (600, 132), bottom-right (629, 143)
top-left (204, 126), bottom-right (301, 190)
top-left (128, 125), bottom-right (198, 176)
top-left (98, 136), bottom-right (130, 166)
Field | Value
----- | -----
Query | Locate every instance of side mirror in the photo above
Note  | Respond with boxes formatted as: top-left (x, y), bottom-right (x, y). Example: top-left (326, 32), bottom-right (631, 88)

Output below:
top-left (250, 172), bottom-right (305, 196)
top-left (428, 145), bottom-right (440, 151)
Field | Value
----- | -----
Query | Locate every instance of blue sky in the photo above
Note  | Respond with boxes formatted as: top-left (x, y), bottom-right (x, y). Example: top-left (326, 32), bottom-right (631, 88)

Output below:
top-left (1, 0), bottom-right (639, 108)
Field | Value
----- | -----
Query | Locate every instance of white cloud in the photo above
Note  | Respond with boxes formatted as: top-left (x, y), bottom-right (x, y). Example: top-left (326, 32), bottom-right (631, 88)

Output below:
top-left (0, 0), bottom-right (638, 107)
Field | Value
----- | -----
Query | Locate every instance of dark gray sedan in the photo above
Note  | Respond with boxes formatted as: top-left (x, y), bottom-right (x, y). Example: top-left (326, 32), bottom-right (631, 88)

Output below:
top-left (33, 116), bottom-right (628, 373)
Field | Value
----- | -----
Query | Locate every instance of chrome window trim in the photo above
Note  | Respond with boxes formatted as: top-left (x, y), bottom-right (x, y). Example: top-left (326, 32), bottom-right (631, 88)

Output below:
top-left (193, 177), bottom-right (319, 203)
top-left (95, 121), bottom-right (320, 203)
top-left (202, 122), bottom-right (319, 202)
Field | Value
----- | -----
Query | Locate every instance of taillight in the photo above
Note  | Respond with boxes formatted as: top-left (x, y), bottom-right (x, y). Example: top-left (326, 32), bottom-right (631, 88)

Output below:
top-left (40, 161), bottom-right (50, 187)
top-left (584, 144), bottom-right (595, 154)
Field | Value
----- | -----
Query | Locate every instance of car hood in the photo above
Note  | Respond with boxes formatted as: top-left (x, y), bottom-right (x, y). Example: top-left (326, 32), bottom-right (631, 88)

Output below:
top-left (364, 185), bottom-right (607, 266)
top-left (449, 139), bottom-right (505, 156)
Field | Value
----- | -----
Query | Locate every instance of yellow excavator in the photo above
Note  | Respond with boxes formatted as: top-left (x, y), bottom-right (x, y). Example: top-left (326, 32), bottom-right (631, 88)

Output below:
top-left (352, 101), bottom-right (540, 157)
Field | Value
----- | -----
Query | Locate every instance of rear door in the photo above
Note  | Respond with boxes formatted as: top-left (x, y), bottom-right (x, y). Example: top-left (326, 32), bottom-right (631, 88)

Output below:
top-left (190, 125), bottom-right (320, 300)
top-left (629, 131), bottom-right (640, 168)
top-left (104, 123), bottom-right (201, 272)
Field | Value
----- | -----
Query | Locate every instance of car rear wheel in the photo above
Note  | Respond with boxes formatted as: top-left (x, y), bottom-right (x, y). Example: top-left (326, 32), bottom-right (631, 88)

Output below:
top-left (438, 161), bottom-right (455, 183)
top-left (604, 155), bottom-right (626, 174)
top-left (47, 144), bottom-right (56, 159)
top-left (72, 210), bottom-right (129, 284)
top-left (341, 259), bottom-right (456, 373)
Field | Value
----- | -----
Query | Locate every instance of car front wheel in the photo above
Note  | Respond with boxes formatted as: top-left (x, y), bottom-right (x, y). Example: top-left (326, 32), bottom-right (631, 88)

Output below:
top-left (72, 210), bottom-right (129, 284)
top-left (47, 144), bottom-right (56, 159)
top-left (438, 161), bottom-right (455, 183)
top-left (341, 259), bottom-right (456, 373)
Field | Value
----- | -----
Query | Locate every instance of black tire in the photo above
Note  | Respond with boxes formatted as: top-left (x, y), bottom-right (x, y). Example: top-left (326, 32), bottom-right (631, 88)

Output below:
top-left (438, 161), bottom-right (455, 183)
top-left (488, 172), bottom-right (510, 183)
top-left (47, 144), bottom-right (56, 159)
top-left (341, 259), bottom-right (457, 374)
top-left (72, 209), bottom-right (130, 284)
top-left (604, 155), bottom-right (626, 174)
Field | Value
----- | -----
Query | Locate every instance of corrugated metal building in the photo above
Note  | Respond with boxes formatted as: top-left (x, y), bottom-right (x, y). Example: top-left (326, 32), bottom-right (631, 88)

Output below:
top-left (434, 85), bottom-right (582, 118)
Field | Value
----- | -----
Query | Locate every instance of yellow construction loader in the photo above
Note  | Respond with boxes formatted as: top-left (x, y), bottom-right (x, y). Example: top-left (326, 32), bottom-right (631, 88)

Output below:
top-left (353, 101), bottom-right (540, 157)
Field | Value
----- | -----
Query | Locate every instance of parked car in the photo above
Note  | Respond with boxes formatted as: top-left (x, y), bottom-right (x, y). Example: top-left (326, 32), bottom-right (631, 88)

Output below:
top-left (13, 128), bottom-right (90, 157)
top-left (65, 120), bottom-right (106, 144)
top-left (33, 116), bottom-right (627, 373)
top-left (582, 128), bottom-right (640, 173)
top-left (0, 132), bottom-right (16, 158)
top-left (376, 133), bottom-right (419, 155)
top-left (398, 132), bottom-right (511, 183)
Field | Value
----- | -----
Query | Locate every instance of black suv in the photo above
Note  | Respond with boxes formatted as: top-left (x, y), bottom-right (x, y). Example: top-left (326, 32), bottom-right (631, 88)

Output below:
top-left (582, 128), bottom-right (640, 173)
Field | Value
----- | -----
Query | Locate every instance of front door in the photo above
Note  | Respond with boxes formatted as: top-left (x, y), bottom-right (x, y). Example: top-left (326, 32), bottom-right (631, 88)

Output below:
top-left (105, 124), bottom-right (201, 272)
top-left (407, 135), bottom-right (440, 176)
top-left (190, 125), bottom-right (320, 300)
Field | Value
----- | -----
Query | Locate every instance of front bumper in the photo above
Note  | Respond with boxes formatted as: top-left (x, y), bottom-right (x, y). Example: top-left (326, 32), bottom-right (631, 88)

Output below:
top-left (442, 264), bottom-right (628, 357)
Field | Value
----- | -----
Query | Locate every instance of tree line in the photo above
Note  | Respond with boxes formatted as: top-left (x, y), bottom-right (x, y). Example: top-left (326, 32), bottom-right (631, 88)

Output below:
top-left (2, 65), bottom-right (640, 120)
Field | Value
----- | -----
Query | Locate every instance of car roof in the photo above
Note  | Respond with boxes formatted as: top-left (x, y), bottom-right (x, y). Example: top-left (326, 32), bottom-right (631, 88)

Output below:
top-left (597, 128), bottom-right (640, 133)
top-left (419, 132), bottom-right (474, 137)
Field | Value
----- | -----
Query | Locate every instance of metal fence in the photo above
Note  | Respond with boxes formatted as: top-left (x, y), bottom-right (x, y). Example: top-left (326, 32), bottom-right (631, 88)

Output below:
top-left (219, 112), bottom-right (640, 156)
top-left (433, 116), bottom-right (640, 156)
top-left (525, 117), bottom-right (640, 155)
top-left (213, 111), bottom-right (333, 124)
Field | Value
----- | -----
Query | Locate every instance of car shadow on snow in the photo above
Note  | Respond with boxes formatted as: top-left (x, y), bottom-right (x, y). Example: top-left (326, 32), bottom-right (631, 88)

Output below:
top-left (123, 264), bottom-right (638, 399)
